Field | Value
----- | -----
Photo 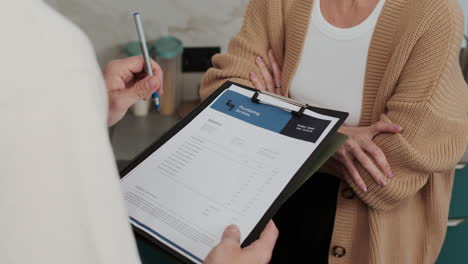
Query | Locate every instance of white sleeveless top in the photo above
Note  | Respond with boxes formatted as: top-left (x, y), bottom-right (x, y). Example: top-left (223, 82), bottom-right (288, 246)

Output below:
top-left (289, 0), bottom-right (385, 126)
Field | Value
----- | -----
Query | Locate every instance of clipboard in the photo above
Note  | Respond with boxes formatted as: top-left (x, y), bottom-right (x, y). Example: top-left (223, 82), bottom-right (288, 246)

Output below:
top-left (120, 81), bottom-right (348, 264)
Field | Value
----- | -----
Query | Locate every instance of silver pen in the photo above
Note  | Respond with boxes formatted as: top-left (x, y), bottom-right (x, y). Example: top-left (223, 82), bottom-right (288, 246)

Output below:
top-left (134, 13), bottom-right (160, 111)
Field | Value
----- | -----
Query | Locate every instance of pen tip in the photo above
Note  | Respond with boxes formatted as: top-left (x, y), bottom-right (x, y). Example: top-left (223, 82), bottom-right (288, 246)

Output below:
top-left (134, 12), bottom-right (140, 16)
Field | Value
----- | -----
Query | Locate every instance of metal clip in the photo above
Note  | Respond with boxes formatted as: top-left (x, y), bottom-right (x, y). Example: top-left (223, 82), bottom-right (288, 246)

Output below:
top-left (250, 90), bottom-right (308, 117)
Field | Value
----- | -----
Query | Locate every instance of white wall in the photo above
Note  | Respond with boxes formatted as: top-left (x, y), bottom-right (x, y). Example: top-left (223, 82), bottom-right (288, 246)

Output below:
top-left (45, 0), bottom-right (468, 63)
top-left (45, 0), bottom-right (249, 66)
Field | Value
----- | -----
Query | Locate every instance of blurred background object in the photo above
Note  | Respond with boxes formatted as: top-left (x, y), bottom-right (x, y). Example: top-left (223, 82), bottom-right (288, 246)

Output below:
top-left (45, 0), bottom-right (249, 103)
top-left (155, 36), bottom-right (183, 115)
top-left (460, 35), bottom-right (468, 83)
top-left (438, 2), bottom-right (468, 263)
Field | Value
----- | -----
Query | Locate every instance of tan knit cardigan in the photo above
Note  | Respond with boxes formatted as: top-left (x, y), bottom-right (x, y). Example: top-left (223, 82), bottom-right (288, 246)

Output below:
top-left (200, 0), bottom-right (468, 263)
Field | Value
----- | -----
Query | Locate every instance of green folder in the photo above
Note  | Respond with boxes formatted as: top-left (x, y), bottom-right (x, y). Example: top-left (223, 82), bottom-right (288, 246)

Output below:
top-left (279, 132), bottom-right (347, 205)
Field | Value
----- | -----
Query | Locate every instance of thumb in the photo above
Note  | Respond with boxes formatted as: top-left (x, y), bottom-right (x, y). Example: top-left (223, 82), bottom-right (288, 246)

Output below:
top-left (220, 225), bottom-right (241, 246)
top-left (244, 221), bottom-right (278, 263)
top-left (131, 75), bottom-right (161, 101)
top-left (370, 121), bottom-right (402, 137)
top-left (248, 220), bottom-right (278, 253)
top-left (116, 76), bottom-right (160, 110)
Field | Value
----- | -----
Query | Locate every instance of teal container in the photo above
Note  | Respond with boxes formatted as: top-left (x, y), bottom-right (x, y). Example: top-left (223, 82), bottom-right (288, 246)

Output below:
top-left (124, 41), bottom-right (155, 57)
top-left (154, 36), bottom-right (183, 115)
top-left (155, 36), bottom-right (183, 59)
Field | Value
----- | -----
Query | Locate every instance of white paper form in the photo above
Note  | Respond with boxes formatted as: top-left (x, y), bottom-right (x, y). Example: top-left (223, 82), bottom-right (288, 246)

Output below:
top-left (121, 84), bottom-right (339, 263)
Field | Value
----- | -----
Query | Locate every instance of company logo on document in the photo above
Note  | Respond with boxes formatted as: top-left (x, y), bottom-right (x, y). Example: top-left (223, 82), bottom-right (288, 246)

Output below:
top-left (225, 99), bottom-right (235, 111)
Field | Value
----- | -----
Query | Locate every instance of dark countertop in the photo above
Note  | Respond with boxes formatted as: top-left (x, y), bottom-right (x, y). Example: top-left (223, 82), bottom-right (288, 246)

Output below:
top-left (110, 110), bottom-right (180, 162)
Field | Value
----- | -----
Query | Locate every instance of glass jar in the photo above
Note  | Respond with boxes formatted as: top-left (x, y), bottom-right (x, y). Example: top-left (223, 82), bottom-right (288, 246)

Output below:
top-left (154, 36), bottom-right (183, 116)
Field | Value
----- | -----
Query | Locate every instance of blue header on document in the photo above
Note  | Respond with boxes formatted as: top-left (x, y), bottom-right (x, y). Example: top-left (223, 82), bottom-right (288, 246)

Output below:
top-left (210, 90), bottom-right (331, 143)
top-left (211, 90), bottom-right (290, 132)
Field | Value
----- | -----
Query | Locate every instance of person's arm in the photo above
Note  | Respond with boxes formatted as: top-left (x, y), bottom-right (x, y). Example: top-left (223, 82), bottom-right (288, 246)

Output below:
top-left (0, 2), bottom-right (145, 262)
top-left (200, 0), bottom-right (284, 100)
top-left (1, 67), bottom-right (143, 264)
top-left (205, 221), bottom-right (278, 264)
top-left (251, 49), bottom-right (402, 191)
top-left (341, 4), bottom-right (468, 211)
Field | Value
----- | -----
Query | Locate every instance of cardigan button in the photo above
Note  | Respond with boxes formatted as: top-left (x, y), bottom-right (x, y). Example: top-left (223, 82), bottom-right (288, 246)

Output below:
top-left (332, 246), bottom-right (346, 258)
top-left (341, 188), bottom-right (355, 199)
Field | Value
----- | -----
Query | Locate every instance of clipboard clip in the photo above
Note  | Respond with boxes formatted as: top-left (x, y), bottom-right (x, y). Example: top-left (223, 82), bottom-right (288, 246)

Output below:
top-left (251, 90), bottom-right (308, 117)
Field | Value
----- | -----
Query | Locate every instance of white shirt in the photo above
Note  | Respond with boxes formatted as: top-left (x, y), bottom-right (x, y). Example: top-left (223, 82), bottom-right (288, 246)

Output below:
top-left (0, 1), bottom-right (141, 263)
top-left (289, 0), bottom-right (385, 126)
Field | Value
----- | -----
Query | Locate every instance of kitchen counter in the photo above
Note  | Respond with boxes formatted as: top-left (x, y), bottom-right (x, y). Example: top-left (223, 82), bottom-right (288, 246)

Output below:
top-left (110, 111), bottom-right (180, 162)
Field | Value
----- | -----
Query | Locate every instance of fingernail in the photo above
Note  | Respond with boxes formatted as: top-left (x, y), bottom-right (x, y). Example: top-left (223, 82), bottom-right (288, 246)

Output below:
top-left (257, 56), bottom-right (263, 63)
top-left (396, 126), bottom-right (402, 132)
top-left (250, 72), bottom-right (255, 78)
top-left (227, 225), bottom-right (238, 231)
top-left (147, 77), bottom-right (158, 89)
top-left (362, 186), bottom-right (368, 192)
top-left (387, 172), bottom-right (394, 178)
top-left (381, 180), bottom-right (387, 186)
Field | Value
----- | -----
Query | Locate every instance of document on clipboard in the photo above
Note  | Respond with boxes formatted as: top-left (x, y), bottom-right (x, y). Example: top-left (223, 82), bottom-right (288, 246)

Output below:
top-left (120, 82), bottom-right (348, 264)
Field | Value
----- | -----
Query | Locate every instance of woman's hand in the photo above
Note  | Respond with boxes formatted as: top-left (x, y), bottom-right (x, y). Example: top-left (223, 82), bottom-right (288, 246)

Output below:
top-left (204, 221), bottom-right (278, 264)
top-left (103, 56), bottom-right (163, 127)
top-left (334, 122), bottom-right (402, 192)
top-left (250, 49), bottom-right (283, 95)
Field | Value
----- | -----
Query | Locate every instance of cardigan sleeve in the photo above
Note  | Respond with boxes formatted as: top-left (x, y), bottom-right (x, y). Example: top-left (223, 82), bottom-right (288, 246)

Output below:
top-left (343, 6), bottom-right (468, 211)
top-left (200, 0), bottom-right (281, 100)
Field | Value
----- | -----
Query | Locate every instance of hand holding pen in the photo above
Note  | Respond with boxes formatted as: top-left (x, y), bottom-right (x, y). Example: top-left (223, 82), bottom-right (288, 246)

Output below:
top-left (104, 56), bottom-right (163, 126)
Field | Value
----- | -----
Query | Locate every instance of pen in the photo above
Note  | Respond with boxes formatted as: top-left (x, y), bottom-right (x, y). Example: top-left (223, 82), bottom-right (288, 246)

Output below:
top-left (133, 12), bottom-right (160, 111)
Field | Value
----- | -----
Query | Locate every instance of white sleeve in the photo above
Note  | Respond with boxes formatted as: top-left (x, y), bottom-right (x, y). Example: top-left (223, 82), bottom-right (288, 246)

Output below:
top-left (0, 70), bottom-right (144, 264)
top-left (0, 72), bottom-right (142, 264)
top-left (0, 2), bottom-right (141, 264)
